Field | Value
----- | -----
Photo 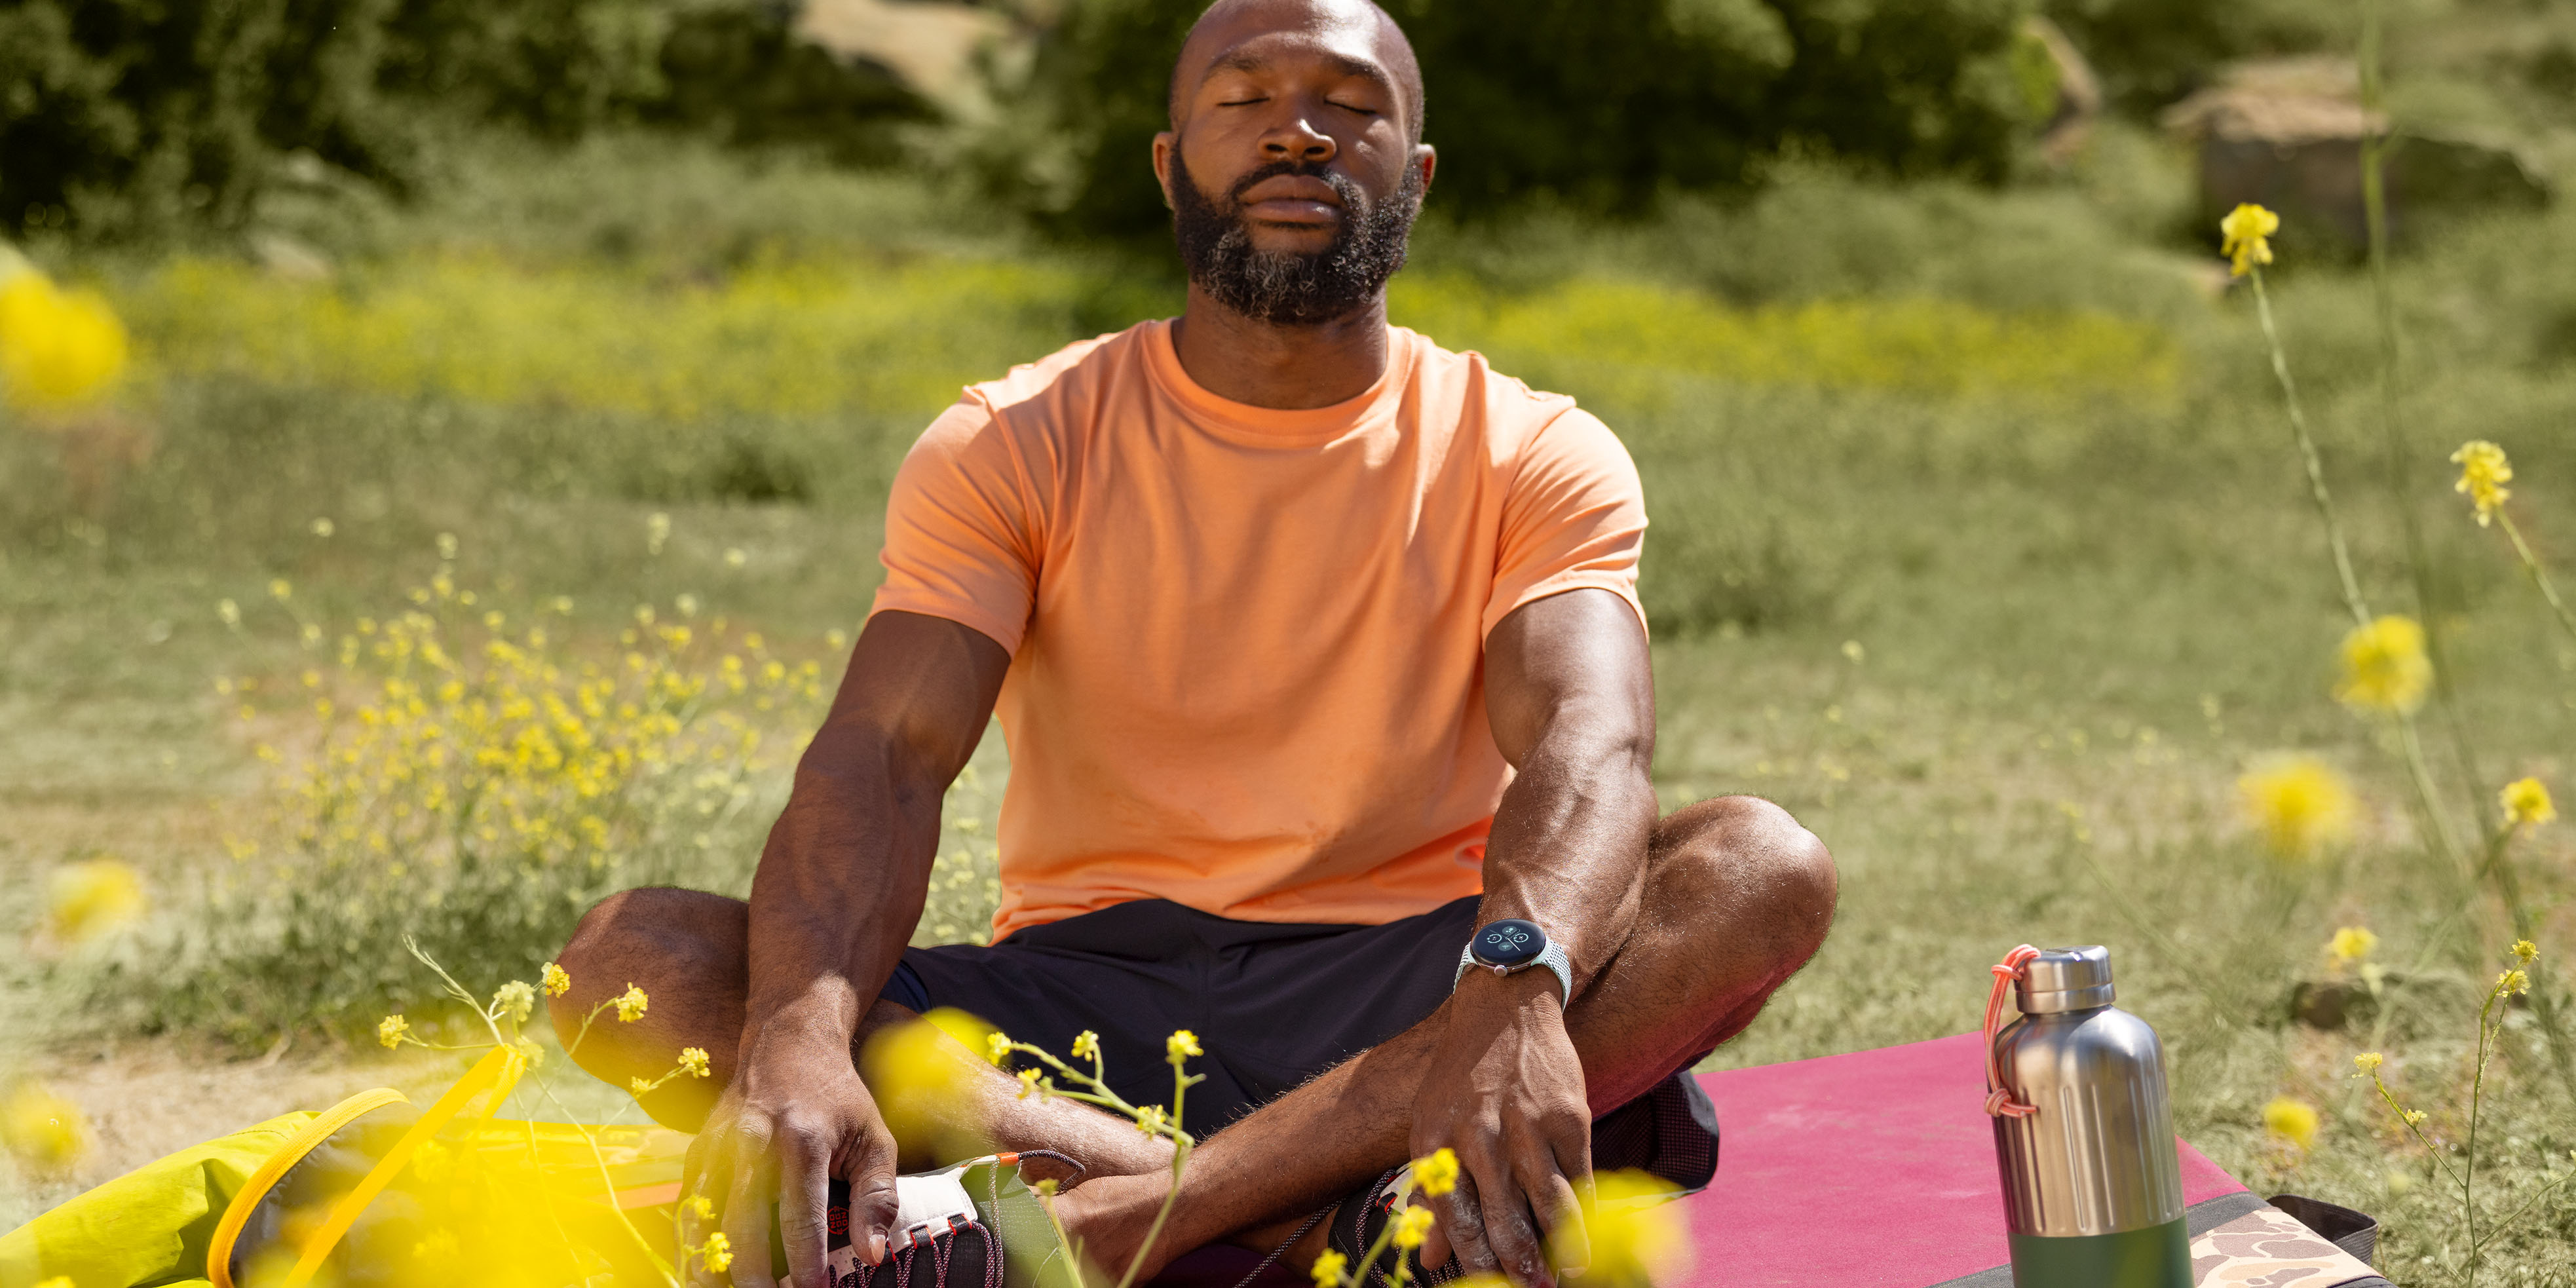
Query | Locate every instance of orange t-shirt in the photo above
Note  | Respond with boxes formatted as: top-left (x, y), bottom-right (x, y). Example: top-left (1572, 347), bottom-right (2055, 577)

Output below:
top-left (870, 320), bottom-right (1646, 940)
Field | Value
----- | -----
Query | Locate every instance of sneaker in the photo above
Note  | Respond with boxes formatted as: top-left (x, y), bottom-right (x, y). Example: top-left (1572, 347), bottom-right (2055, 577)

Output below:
top-left (770, 1150), bottom-right (1084, 1288)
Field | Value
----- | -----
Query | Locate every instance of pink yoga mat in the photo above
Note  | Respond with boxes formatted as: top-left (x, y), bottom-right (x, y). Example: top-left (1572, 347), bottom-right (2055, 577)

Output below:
top-left (1689, 1031), bottom-right (2244, 1286)
top-left (1154, 1031), bottom-right (2248, 1287)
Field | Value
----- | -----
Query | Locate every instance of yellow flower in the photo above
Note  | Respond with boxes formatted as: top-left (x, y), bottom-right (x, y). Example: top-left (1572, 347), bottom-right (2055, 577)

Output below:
top-left (491, 980), bottom-right (535, 1022)
top-left (1393, 1203), bottom-right (1436, 1251)
top-left (1018, 1068), bottom-right (1046, 1099)
top-left (2263, 1096), bottom-right (2319, 1152)
top-left (1167, 1029), bottom-right (1203, 1063)
top-left (630, 1076), bottom-right (654, 1097)
top-left (684, 1194), bottom-right (715, 1221)
top-left (2497, 969), bottom-right (2531, 997)
top-left (2220, 203), bottom-right (2280, 277)
top-left (269, 578), bottom-right (293, 601)
top-left (1310, 1249), bottom-right (1347, 1287)
top-left (2326, 926), bottom-right (2377, 965)
top-left (700, 1231), bottom-right (732, 1274)
top-left (1414, 1146), bottom-right (1460, 1198)
top-left (1071, 1030), bottom-right (1101, 1061)
top-left (613, 983), bottom-right (649, 1023)
top-left (46, 858), bottom-right (145, 943)
top-left (541, 961), bottom-right (572, 997)
top-left (680, 1046), bottom-right (711, 1078)
top-left (2353, 1051), bottom-right (2383, 1074)
top-left (2512, 939), bottom-right (2539, 966)
top-left (2402, 1108), bottom-right (2427, 1126)
top-left (377, 1014), bottom-right (411, 1049)
top-left (1581, 1170), bottom-right (1692, 1283)
top-left (2336, 616), bottom-right (2432, 715)
top-left (2237, 755), bottom-right (2358, 859)
top-left (1, 1081), bottom-right (88, 1169)
top-left (218, 598), bottom-right (240, 628)
top-left (2450, 440), bottom-right (2512, 526)
top-left (988, 1031), bottom-right (1015, 1066)
top-left (2501, 778), bottom-right (2556, 829)
top-left (0, 270), bottom-right (128, 409)
top-left (1134, 1105), bottom-right (1169, 1136)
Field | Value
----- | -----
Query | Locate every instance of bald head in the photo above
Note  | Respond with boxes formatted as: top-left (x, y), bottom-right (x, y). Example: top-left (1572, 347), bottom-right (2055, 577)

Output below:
top-left (1168, 0), bottom-right (1426, 144)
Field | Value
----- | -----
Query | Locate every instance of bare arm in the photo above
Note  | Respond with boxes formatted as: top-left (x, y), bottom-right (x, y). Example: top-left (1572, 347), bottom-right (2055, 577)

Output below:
top-left (691, 609), bottom-right (1010, 1288)
top-left (1418, 586), bottom-right (1657, 1287)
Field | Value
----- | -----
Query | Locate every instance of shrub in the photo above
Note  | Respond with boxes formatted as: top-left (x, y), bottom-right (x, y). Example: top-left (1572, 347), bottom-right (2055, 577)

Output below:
top-left (103, 557), bottom-right (833, 1043)
top-left (990, 0), bottom-right (2045, 239)
top-left (0, 0), bottom-right (932, 244)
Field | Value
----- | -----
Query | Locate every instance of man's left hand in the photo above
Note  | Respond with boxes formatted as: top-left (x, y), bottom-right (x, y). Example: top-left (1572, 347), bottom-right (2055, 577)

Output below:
top-left (1412, 968), bottom-right (1590, 1288)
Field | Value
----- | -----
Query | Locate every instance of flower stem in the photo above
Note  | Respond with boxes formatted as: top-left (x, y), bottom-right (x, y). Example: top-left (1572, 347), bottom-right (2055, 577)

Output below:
top-left (2247, 267), bottom-right (2370, 630)
top-left (1112, 1065), bottom-right (1196, 1288)
top-left (2497, 511), bottom-right (2576, 645)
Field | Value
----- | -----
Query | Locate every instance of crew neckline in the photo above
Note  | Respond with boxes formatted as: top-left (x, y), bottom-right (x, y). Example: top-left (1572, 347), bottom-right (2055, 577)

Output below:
top-left (1143, 318), bottom-right (1414, 445)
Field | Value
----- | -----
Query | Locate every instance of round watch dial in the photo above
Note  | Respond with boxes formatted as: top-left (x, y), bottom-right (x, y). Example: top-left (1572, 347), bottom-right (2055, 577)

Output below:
top-left (1471, 919), bottom-right (1545, 969)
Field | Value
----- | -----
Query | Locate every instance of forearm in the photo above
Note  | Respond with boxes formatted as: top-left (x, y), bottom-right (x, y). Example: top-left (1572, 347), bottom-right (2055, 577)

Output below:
top-left (740, 721), bottom-right (949, 1059)
top-left (1477, 717), bottom-right (1656, 991)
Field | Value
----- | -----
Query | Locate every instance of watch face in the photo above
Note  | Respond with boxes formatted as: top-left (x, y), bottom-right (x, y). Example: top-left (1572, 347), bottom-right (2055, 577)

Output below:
top-left (1471, 919), bottom-right (1545, 969)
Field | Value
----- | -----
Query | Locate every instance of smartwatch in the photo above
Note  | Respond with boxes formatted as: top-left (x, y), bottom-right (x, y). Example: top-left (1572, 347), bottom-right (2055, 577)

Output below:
top-left (1452, 918), bottom-right (1574, 1006)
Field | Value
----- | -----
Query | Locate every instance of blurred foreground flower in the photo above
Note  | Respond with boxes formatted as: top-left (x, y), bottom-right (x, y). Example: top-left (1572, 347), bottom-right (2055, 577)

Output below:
top-left (46, 857), bottom-right (144, 943)
top-left (1, 1080), bottom-right (89, 1169)
top-left (2450, 441), bottom-right (2512, 527)
top-left (0, 268), bottom-right (128, 411)
top-left (2501, 777), bottom-right (2556, 829)
top-left (2238, 755), bottom-right (2358, 860)
top-left (2220, 204), bottom-right (2279, 278)
top-left (864, 1008), bottom-right (999, 1159)
top-left (2263, 1096), bottom-right (2319, 1152)
top-left (1576, 1170), bottom-right (1692, 1285)
top-left (2326, 926), bottom-right (2377, 966)
top-left (2334, 615), bottom-right (2431, 715)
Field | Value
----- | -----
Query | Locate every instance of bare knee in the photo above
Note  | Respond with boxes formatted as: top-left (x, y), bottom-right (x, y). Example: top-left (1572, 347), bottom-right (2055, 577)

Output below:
top-left (1649, 795), bottom-right (1838, 970)
top-left (548, 886), bottom-right (748, 1055)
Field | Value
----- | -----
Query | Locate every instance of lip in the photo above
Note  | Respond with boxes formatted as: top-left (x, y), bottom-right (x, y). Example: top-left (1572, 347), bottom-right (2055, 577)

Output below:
top-left (1238, 175), bottom-right (1345, 225)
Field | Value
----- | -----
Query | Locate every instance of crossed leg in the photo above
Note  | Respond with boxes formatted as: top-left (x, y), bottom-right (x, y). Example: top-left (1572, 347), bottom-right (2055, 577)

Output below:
top-left (550, 795), bottom-right (1834, 1272)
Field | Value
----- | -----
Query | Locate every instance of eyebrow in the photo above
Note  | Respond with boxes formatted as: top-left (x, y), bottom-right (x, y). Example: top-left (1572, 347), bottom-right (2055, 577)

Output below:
top-left (1203, 47), bottom-right (1400, 106)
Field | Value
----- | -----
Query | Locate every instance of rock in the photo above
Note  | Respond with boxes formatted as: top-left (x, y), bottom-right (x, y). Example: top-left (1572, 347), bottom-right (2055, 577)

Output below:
top-left (2161, 56), bottom-right (2550, 251)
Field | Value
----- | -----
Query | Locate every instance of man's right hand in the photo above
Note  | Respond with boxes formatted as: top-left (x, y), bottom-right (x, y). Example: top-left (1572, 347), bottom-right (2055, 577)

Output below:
top-left (684, 1032), bottom-right (902, 1288)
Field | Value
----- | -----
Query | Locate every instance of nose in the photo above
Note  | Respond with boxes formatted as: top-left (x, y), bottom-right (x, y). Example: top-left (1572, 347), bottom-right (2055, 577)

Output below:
top-left (1258, 107), bottom-right (1336, 166)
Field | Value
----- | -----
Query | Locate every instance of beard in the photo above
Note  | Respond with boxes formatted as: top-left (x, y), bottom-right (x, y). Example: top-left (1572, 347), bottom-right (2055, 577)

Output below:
top-left (1169, 151), bottom-right (1423, 326)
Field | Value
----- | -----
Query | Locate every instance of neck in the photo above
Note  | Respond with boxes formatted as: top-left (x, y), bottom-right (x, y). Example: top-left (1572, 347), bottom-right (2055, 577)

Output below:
top-left (1169, 286), bottom-right (1390, 409)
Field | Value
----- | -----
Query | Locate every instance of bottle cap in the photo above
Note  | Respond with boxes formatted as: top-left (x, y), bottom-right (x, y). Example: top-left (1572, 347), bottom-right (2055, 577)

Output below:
top-left (2017, 945), bottom-right (2116, 1013)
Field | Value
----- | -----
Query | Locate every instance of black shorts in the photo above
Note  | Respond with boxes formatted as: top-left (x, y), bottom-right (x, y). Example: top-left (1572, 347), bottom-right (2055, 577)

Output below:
top-left (882, 896), bottom-right (1718, 1192)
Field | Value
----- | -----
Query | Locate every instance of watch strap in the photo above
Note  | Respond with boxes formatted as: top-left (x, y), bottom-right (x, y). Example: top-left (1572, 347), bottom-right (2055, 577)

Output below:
top-left (1453, 938), bottom-right (1574, 1007)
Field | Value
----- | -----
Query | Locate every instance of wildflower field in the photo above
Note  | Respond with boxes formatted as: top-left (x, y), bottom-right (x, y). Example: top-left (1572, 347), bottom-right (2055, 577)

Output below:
top-left (7, 120), bottom-right (2576, 1282)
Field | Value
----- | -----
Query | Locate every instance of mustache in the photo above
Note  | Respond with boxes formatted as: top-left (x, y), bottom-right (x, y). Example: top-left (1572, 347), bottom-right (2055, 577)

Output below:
top-left (1222, 160), bottom-right (1369, 212)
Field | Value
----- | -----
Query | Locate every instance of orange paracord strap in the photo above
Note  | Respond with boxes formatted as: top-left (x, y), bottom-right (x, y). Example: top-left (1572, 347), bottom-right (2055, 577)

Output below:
top-left (1982, 944), bottom-right (2041, 1120)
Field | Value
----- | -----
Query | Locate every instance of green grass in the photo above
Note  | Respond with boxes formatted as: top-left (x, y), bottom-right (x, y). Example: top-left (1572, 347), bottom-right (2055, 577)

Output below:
top-left (6, 140), bottom-right (2576, 1277)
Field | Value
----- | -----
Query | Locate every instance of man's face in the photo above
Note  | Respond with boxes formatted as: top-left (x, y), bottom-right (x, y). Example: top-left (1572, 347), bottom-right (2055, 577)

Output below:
top-left (1157, 1), bottom-right (1433, 326)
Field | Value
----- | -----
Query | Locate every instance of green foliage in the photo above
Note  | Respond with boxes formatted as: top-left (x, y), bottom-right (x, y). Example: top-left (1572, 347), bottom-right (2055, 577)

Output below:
top-left (0, 0), bottom-right (932, 244)
top-left (2041, 0), bottom-right (2349, 111)
top-left (996, 0), bottom-right (2045, 239)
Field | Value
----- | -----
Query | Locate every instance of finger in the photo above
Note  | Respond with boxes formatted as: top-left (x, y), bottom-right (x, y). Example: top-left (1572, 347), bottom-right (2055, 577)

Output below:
top-left (723, 1129), bottom-right (780, 1288)
top-left (777, 1123), bottom-right (834, 1287)
top-left (845, 1123), bottom-right (903, 1267)
top-left (1528, 1170), bottom-right (1587, 1279)
top-left (1437, 1170), bottom-right (1500, 1279)
top-left (1421, 1211), bottom-right (1453, 1270)
top-left (1470, 1152), bottom-right (1551, 1288)
top-left (681, 1131), bottom-right (730, 1288)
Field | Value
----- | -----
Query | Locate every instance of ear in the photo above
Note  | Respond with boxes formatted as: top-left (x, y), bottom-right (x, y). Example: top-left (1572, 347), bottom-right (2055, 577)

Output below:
top-left (1153, 131), bottom-right (1178, 211)
top-left (1413, 143), bottom-right (1437, 200)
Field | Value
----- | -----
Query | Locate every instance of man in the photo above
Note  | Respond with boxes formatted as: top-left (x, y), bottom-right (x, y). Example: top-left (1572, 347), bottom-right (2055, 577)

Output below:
top-left (548, 1), bottom-right (1836, 1284)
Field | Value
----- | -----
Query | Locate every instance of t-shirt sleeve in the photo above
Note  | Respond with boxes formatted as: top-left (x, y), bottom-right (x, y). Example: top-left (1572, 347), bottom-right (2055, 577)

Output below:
top-left (869, 394), bottom-right (1045, 654)
top-left (1485, 406), bottom-right (1648, 639)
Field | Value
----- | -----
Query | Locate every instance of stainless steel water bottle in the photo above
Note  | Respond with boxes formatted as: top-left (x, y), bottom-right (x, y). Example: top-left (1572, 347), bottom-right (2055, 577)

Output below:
top-left (1985, 945), bottom-right (2190, 1288)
